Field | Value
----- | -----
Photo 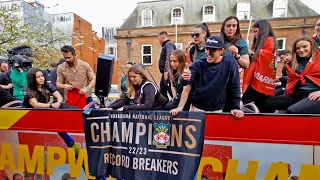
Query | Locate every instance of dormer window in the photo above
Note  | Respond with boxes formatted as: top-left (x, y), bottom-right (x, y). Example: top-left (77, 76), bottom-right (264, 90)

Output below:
top-left (273, 0), bottom-right (288, 18)
top-left (171, 7), bottom-right (183, 25)
top-left (237, 1), bottom-right (250, 20)
top-left (202, 5), bottom-right (215, 22)
top-left (141, 8), bottom-right (153, 27)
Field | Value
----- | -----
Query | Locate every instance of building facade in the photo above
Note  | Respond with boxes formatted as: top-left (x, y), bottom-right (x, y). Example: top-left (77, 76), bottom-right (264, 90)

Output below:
top-left (116, 0), bottom-right (320, 83)
top-left (0, 0), bottom-right (106, 75)
top-left (49, 12), bottom-right (106, 74)
top-left (102, 27), bottom-right (117, 56)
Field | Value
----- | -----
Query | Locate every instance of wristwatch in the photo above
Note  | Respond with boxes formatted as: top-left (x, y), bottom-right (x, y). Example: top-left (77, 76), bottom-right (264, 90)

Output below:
top-left (235, 54), bottom-right (241, 60)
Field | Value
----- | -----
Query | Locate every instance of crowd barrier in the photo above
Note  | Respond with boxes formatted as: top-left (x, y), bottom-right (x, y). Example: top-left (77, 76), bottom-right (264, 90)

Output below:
top-left (1, 109), bottom-right (320, 180)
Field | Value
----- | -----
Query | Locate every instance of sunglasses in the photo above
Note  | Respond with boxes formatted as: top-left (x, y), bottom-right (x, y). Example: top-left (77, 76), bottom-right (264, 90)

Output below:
top-left (191, 33), bottom-right (200, 38)
top-left (127, 61), bottom-right (136, 65)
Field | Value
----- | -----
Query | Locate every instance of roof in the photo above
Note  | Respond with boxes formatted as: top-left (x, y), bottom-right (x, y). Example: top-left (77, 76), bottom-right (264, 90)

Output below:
top-left (119, 0), bottom-right (319, 30)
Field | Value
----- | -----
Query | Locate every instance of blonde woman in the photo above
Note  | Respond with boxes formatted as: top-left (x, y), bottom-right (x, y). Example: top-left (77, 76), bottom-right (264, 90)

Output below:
top-left (264, 36), bottom-right (320, 113)
top-left (107, 64), bottom-right (168, 110)
top-left (163, 50), bottom-right (186, 110)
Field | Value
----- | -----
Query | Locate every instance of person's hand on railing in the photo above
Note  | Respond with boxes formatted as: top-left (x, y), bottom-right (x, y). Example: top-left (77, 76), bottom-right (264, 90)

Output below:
top-left (231, 109), bottom-right (244, 119)
top-left (100, 108), bottom-right (113, 110)
top-left (52, 102), bottom-right (61, 109)
top-left (170, 107), bottom-right (183, 116)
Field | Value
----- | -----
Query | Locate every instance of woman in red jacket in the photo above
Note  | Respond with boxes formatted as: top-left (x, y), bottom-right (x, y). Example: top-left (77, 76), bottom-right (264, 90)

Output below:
top-left (264, 36), bottom-right (320, 114)
top-left (242, 20), bottom-right (276, 113)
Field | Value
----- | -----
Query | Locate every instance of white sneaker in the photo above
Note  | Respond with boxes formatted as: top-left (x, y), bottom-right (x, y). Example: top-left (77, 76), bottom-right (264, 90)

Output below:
top-left (241, 102), bottom-right (260, 113)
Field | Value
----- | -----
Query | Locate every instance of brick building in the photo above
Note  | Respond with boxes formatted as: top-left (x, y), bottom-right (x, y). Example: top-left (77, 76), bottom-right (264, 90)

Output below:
top-left (52, 12), bottom-right (105, 74)
top-left (0, 0), bottom-right (106, 76)
top-left (116, 0), bottom-right (320, 83)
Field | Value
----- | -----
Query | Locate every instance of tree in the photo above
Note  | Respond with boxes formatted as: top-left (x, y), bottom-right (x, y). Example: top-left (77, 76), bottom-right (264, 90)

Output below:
top-left (0, 3), bottom-right (71, 69)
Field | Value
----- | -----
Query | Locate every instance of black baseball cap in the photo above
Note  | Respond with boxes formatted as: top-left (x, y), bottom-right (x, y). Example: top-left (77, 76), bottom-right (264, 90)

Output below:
top-left (205, 36), bottom-right (225, 49)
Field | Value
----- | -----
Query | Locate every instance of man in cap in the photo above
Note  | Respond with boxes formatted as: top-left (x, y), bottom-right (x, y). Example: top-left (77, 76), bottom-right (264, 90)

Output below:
top-left (170, 36), bottom-right (244, 118)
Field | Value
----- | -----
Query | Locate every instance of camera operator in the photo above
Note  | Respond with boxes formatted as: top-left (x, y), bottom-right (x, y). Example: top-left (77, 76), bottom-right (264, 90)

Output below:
top-left (10, 56), bottom-right (28, 101)
top-left (0, 61), bottom-right (13, 94)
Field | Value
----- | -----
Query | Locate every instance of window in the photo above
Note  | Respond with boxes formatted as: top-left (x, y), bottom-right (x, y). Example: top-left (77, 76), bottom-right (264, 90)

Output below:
top-left (171, 7), bottom-right (183, 25)
top-left (273, 0), bottom-right (288, 18)
top-left (142, 45), bottom-right (152, 65)
top-left (237, 2), bottom-right (250, 20)
top-left (175, 43), bottom-right (183, 50)
top-left (108, 47), bottom-right (114, 55)
top-left (276, 38), bottom-right (286, 50)
top-left (141, 8), bottom-right (153, 27)
top-left (58, 16), bottom-right (71, 22)
top-left (204, 6), bottom-right (213, 15)
top-left (202, 5), bottom-right (215, 22)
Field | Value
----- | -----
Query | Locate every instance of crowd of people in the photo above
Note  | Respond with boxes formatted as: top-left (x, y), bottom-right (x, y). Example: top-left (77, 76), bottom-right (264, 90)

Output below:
top-left (106, 17), bottom-right (320, 118)
top-left (0, 170), bottom-right (76, 180)
top-left (1, 18), bottom-right (320, 116)
top-left (0, 16), bottom-right (320, 179)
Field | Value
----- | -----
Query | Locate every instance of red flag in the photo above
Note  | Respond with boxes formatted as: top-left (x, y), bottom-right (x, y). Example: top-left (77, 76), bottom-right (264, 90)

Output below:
top-left (286, 51), bottom-right (320, 94)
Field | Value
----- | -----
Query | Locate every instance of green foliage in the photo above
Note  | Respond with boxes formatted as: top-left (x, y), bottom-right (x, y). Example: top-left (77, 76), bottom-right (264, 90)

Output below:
top-left (0, 3), bottom-right (72, 69)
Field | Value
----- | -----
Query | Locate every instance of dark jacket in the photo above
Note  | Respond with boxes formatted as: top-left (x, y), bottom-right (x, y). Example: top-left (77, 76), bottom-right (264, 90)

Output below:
top-left (0, 86), bottom-right (15, 107)
top-left (49, 68), bottom-right (64, 100)
top-left (158, 40), bottom-right (176, 73)
top-left (189, 45), bottom-right (206, 62)
top-left (0, 71), bottom-right (13, 94)
top-left (108, 80), bottom-right (168, 110)
top-left (279, 65), bottom-right (288, 88)
top-left (42, 69), bottom-right (51, 82)
top-left (182, 56), bottom-right (241, 111)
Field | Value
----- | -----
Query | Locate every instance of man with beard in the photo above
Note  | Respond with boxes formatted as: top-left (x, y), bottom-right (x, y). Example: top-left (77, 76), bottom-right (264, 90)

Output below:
top-left (56, 45), bottom-right (96, 106)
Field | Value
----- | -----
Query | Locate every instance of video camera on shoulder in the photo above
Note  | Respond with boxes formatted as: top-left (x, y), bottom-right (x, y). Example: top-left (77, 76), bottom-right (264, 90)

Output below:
top-left (7, 45), bottom-right (33, 71)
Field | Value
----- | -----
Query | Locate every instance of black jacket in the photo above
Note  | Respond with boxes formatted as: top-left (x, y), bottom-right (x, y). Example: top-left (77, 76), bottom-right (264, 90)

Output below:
top-left (279, 66), bottom-right (288, 88)
top-left (42, 69), bottom-right (51, 82)
top-left (108, 80), bottom-right (168, 110)
top-left (158, 40), bottom-right (176, 73)
top-left (0, 86), bottom-right (15, 107)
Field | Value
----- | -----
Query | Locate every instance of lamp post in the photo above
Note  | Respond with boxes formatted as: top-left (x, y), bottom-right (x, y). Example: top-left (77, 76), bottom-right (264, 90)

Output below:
top-left (175, 19), bottom-right (178, 44)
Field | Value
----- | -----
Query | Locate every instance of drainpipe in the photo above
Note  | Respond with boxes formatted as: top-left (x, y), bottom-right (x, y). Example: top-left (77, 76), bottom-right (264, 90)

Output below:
top-left (126, 39), bottom-right (131, 60)
top-left (79, 17), bottom-right (83, 59)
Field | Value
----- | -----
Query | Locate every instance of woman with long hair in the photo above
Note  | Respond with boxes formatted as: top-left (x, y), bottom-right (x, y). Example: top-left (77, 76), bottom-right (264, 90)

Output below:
top-left (23, 68), bottom-right (81, 163)
top-left (242, 20), bottom-right (276, 113)
top-left (220, 16), bottom-right (250, 112)
top-left (220, 16), bottom-right (250, 69)
top-left (186, 23), bottom-right (211, 62)
top-left (264, 36), bottom-right (320, 113)
top-left (107, 64), bottom-right (168, 110)
top-left (163, 50), bottom-right (186, 110)
top-left (24, 68), bottom-right (62, 108)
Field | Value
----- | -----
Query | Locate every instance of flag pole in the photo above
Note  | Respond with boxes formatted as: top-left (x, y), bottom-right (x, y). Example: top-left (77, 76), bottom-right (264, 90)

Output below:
top-left (175, 19), bottom-right (178, 43)
top-left (246, 15), bottom-right (253, 45)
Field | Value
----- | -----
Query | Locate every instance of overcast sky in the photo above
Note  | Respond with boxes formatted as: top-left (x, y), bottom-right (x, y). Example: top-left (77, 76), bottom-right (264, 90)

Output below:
top-left (2, 0), bottom-right (320, 36)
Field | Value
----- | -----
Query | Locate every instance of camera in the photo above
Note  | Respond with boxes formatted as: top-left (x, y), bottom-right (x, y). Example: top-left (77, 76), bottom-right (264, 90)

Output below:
top-left (7, 46), bottom-right (33, 71)
top-left (10, 55), bottom-right (33, 70)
